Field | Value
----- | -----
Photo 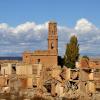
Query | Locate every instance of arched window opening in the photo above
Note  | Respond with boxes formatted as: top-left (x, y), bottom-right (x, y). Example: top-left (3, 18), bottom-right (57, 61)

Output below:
top-left (52, 31), bottom-right (54, 35)
top-left (51, 42), bottom-right (54, 49)
top-left (37, 59), bottom-right (40, 64)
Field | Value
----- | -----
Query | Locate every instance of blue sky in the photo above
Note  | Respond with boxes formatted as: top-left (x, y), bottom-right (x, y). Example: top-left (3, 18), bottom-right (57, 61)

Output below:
top-left (0, 0), bottom-right (100, 26)
top-left (0, 0), bottom-right (100, 56)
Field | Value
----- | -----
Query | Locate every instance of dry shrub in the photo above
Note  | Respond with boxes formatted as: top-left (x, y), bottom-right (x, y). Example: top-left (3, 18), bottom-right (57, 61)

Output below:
top-left (31, 96), bottom-right (47, 100)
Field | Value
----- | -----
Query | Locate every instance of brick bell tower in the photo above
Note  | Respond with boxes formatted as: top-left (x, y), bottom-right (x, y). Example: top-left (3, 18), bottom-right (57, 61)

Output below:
top-left (48, 21), bottom-right (58, 54)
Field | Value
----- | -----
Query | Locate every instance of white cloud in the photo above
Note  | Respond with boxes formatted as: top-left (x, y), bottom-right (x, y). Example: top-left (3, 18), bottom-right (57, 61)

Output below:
top-left (13, 22), bottom-right (36, 34)
top-left (0, 18), bottom-right (100, 56)
top-left (75, 18), bottom-right (97, 33)
top-left (0, 23), bottom-right (9, 29)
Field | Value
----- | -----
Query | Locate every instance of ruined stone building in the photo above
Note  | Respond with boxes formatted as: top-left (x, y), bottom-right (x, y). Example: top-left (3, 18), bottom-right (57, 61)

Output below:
top-left (23, 21), bottom-right (58, 67)
top-left (0, 21), bottom-right (100, 100)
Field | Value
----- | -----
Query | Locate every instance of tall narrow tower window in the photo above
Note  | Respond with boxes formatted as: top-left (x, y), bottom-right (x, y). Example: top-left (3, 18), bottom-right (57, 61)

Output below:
top-left (52, 31), bottom-right (54, 35)
top-left (51, 42), bottom-right (54, 49)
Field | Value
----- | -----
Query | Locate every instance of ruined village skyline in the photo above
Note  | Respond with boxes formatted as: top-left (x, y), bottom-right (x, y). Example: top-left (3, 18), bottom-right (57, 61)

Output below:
top-left (0, 21), bottom-right (100, 100)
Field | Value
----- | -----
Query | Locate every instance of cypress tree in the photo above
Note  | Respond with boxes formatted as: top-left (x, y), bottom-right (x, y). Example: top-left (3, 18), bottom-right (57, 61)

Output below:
top-left (64, 35), bottom-right (79, 68)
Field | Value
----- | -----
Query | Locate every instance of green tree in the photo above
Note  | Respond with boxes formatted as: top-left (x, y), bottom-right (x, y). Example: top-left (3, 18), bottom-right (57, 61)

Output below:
top-left (64, 35), bottom-right (79, 68)
top-left (82, 55), bottom-right (89, 60)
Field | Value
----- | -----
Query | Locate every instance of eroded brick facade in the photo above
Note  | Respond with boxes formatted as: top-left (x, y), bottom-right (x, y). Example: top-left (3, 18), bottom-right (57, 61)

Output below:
top-left (22, 22), bottom-right (58, 67)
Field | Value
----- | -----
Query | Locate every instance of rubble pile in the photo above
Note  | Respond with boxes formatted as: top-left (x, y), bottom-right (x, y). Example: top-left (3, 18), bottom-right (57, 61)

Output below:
top-left (0, 60), bottom-right (100, 100)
